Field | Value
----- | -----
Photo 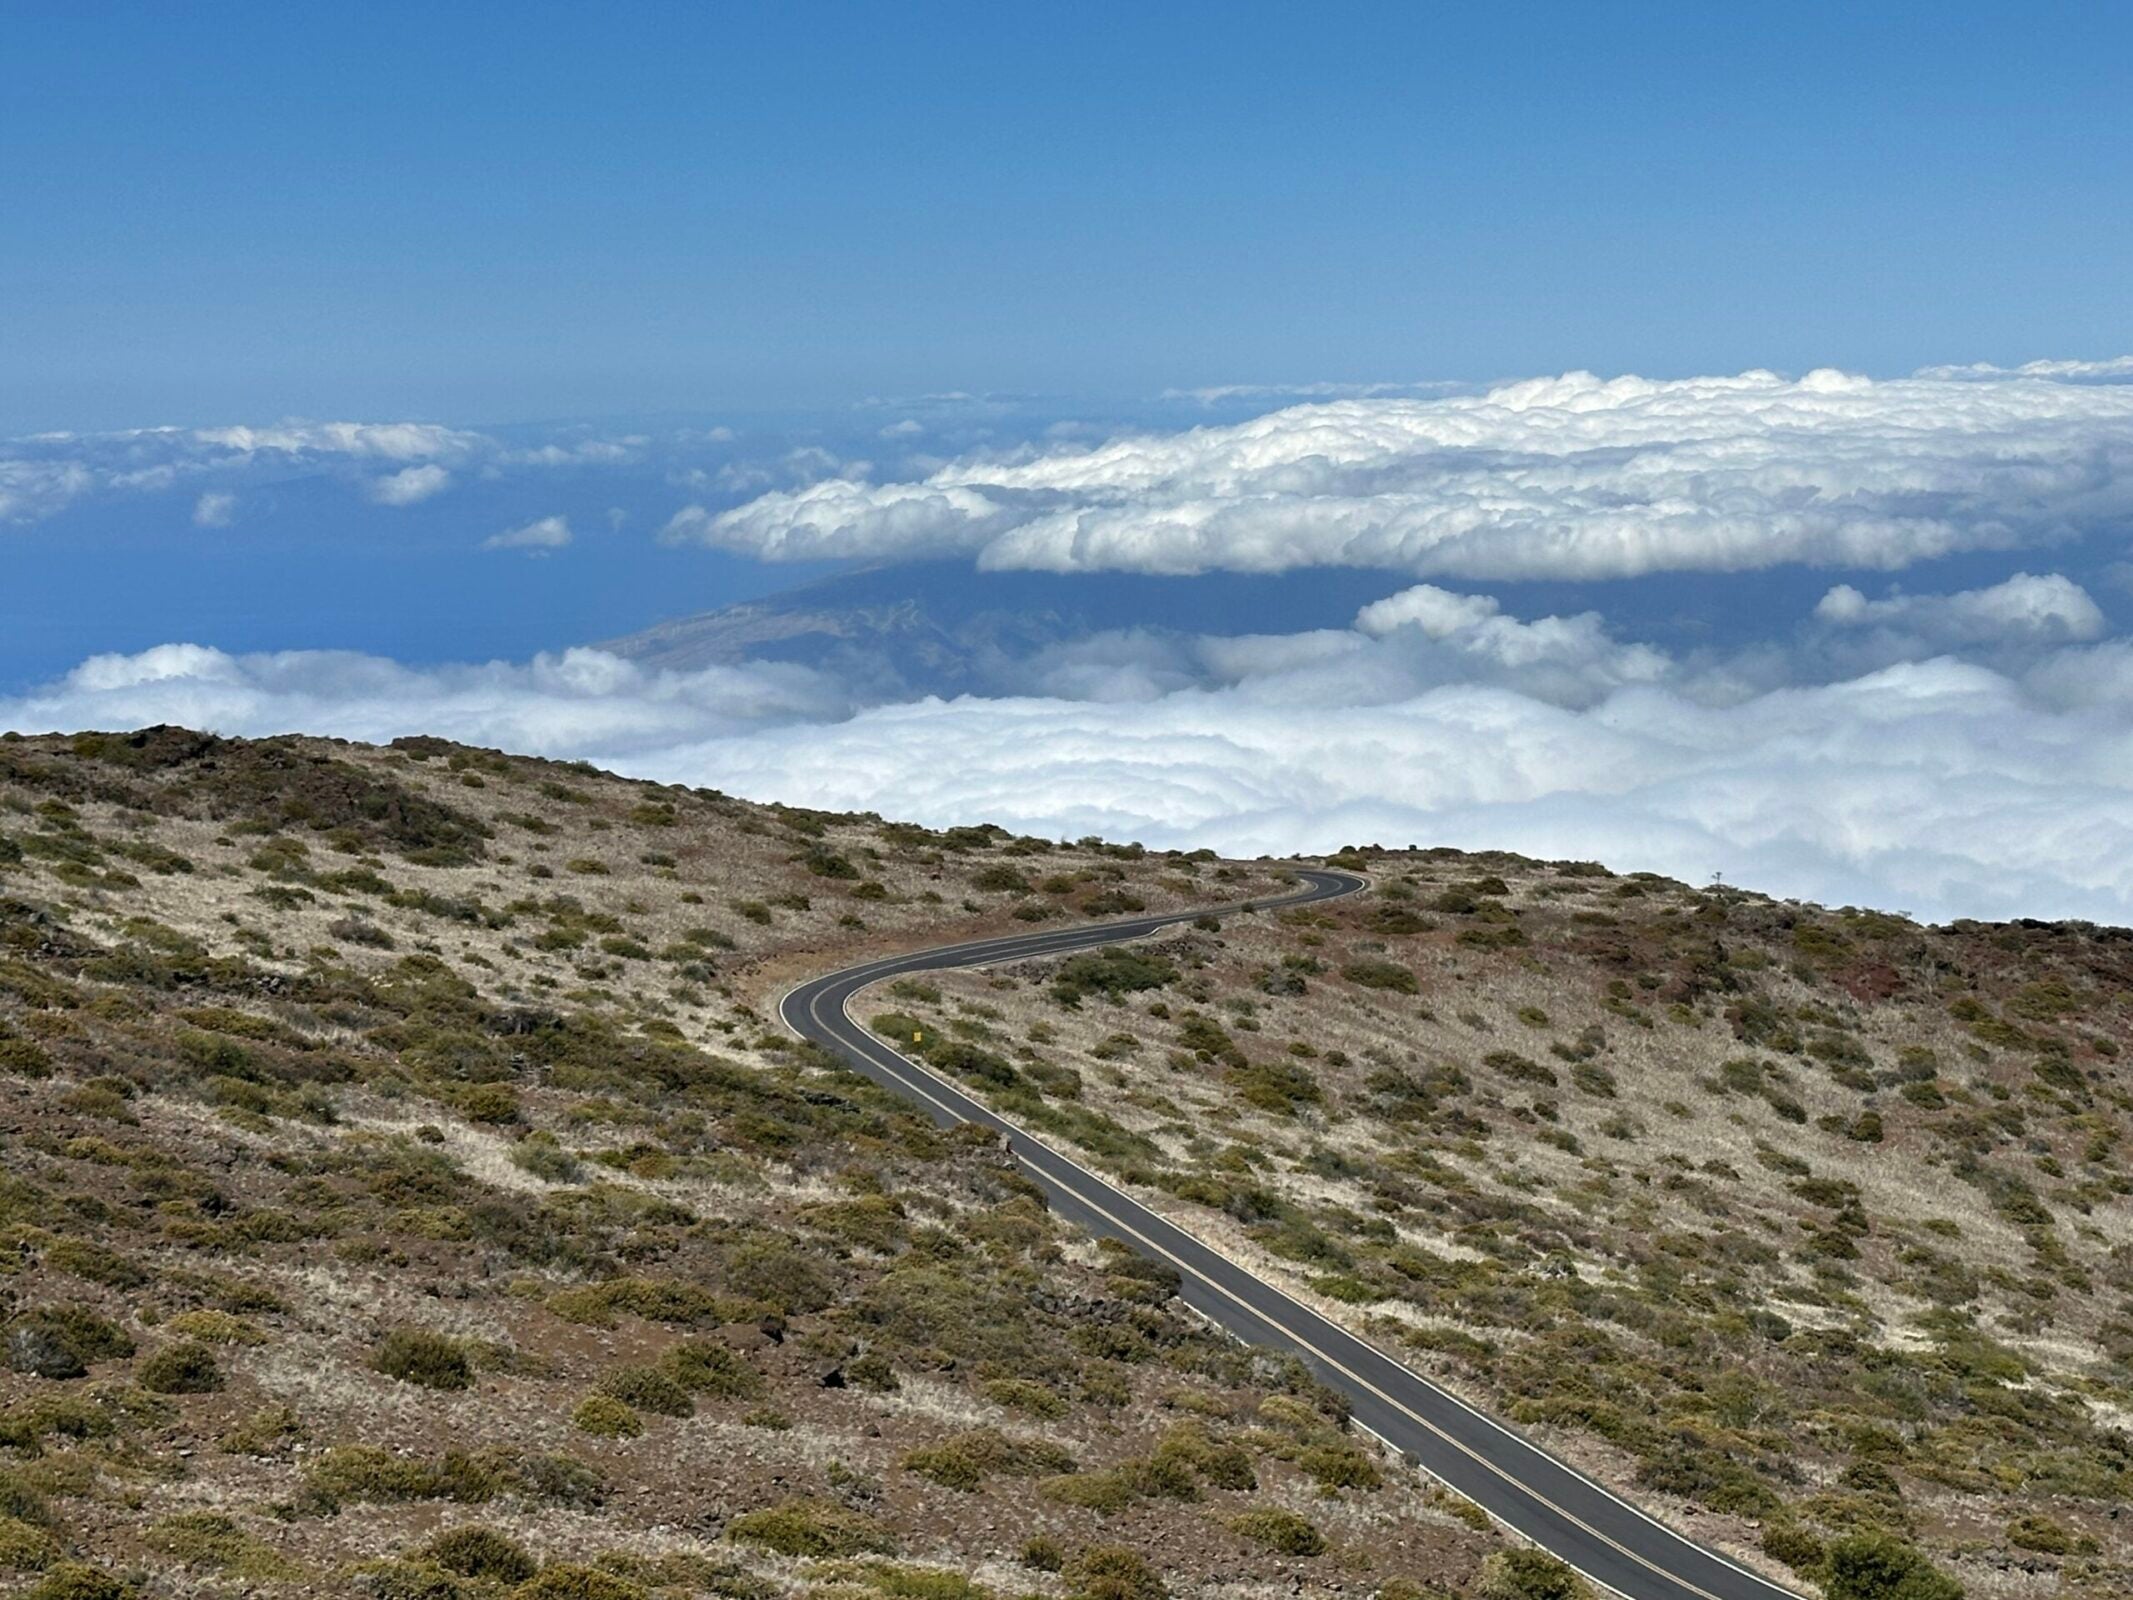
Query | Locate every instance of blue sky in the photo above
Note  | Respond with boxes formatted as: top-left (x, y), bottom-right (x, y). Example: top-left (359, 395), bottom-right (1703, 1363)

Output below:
top-left (6, 5), bottom-right (2133, 924)
top-left (8, 3), bottom-right (2131, 430)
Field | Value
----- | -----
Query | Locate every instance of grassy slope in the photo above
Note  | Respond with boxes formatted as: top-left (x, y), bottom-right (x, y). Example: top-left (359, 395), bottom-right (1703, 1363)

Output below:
top-left (0, 729), bottom-right (1506, 1600)
top-left (881, 849), bottom-right (2133, 1600)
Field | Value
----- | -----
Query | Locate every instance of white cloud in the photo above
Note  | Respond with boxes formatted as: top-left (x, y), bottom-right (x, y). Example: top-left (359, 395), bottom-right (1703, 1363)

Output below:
top-left (663, 476), bottom-right (1007, 556)
top-left (1813, 572), bottom-right (2106, 647)
top-left (0, 458), bottom-right (95, 523)
top-left (191, 491), bottom-right (237, 527)
top-left (680, 363), bottom-right (2133, 582)
top-left (191, 420), bottom-right (479, 460)
top-left (1160, 380), bottom-right (1467, 404)
top-left (3, 644), bottom-right (848, 758)
top-left (1914, 355), bottom-right (2133, 382)
top-left (482, 514), bottom-right (572, 552)
top-left (369, 464), bottom-right (453, 506)
top-left (645, 662), bottom-right (2133, 925)
top-left (0, 416), bottom-right (653, 530)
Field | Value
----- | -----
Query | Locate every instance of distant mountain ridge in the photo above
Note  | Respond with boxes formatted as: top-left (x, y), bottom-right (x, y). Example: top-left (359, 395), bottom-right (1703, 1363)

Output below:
top-left (596, 560), bottom-right (1416, 697)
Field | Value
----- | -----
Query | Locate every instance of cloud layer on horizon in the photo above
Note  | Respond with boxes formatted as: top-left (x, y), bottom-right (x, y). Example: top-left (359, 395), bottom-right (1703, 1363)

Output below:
top-left (9, 571), bottom-right (2133, 928)
top-left (680, 364), bottom-right (2133, 582)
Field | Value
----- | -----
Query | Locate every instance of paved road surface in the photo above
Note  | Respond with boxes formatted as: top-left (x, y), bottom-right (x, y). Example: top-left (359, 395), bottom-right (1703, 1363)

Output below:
top-left (781, 866), bottom-right (1801, 1600)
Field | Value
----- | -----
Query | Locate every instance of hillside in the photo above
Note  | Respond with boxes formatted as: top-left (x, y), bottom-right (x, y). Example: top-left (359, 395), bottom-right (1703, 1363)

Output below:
top-left (0, 727), bottom-right (1506, 1600)
top-left (0, 729), bottom-right (2125, 1600)
top-left (877, 850), bottom-right (2133, 1599)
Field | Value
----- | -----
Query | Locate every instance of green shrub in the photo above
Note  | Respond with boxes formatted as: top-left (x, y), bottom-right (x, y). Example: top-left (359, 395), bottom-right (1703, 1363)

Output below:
top-left (511, 1565), bottom-right (648, 1600)
top-left (145, 1511), bottom-right (290, 1578)
top-left (1052, 949), bottom-right (1179, 1005)
top-left (1018, 1535), bottom-right (1065, 1571)
top-left (0, 1038), bottom-right (53, 1078)
top-left (1823, 1533), bottom-right (1962, 1600)
top-left (306, 1445), bottom-right (446, 1503)
top-left (219, 1402), bottom-right (306, 1457)
top-left (545, 1276), bottom-right (724, 1328)
top-left (426, 1526), bottom-right (538, 1583)
top-left (1761, 1520), bottom-right (1827, 1574)
top-left (726, 1497), bottom-right (894, 1558)
top-left (1341, 958), bottom-right (1418, 994)
top-left (138, 1339), bottom-right (222, 1394)
top-left (352, 1559), bottom-right (466, 1600)
top-left (38, 1245), bottom-right (143, 1297)
top-left (1297, 1442), bottom-right (1382, 1491)
top-left (458, 1083), bottom-right (521, 1124)
top-left (1633, 1446), bottom-right (1778, 1518)
top-left (900, 1427), bottom-right (1076, 1491)
top-left (374, 1328), bottom-right (474, 1391)
top-left (511, 1140), bottom-right (583, 1183)
top-left (846, 1351), bottom-right (899, 1392)
top-left (164, 1310), bottom-right (266, 1346)
top-left (572, 1394), bottom-right (642, 1438)
top-left (1230, 1059), bottom-right (1323, 1115)
top-left (723, 1234), bottom-right (836, 1313)
top-left (1062, 1545), bottom-right (1165, 1600)
top-left (595, 1364), bottom-right (693, 1417)
top-left (24, 1563), bottom-right (134, 1600)
top-left (5, 1307), bottom-right (134, 1379)
top-left (0, 1514), bottom-right (56, 1571)
top-left (657, 1339), bottom-right (760, 1399)
top-left (2005, 1514), bottom-right (2086, 1556)
top-left (1472, 1550), bottom-right (1588, 1600)
top-left (1041, 1470), bottom-right (1139, 1514)
top-left (1229, 1508), bottom-right (1325, 1556)
top-left (983, 1377), bottom-right (1066, 1417)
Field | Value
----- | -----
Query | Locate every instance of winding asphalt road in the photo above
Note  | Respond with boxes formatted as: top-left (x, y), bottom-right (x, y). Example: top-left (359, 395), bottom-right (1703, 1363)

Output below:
top-left (780, 867), bottom-right (1801, 1600)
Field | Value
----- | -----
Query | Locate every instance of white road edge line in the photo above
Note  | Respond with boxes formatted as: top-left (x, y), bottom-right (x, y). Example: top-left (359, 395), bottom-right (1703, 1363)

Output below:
top-left (776, 873), bottom-right (1805, 1600)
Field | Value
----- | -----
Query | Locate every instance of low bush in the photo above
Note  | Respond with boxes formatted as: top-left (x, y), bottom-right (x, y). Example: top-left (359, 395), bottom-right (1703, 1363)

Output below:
top-left (24, 1563), bottom-right (134, 1600)
top-left (512, 1566), bottom-right (649, 1600)
top-left (373, 1328), bottom-right (474, 1391)
top-left (983, 1377), bottom-right (1066, 1417)
top-left (164, 1310), bottom-right (267, 1346)
top-left (900, 1427), bottom-right (1076, 1491)
top-left (657, 1339), bottom-right (761, 1399)
top-left (1472, 1550), bottom-right (1587, 1600)
top-left (145, 1511), bottom-right (290, 1579)
top-left (1229, 1508), bottom-right (1325, 1555)
top-left (1341, 957), bottom-right (1418, 994)
top-left (594, 1364), bottom-right (693, 1418)
top-left (726, 1497), bottom-right (894, 1558)
top-left (572, 1394), bottom-right (642, 1438)
top-left (5, 1307), bottom-right (134, 1380)
top-left (1062, 1545), bottom-right (1166, 1600)
top-left (0, 1514), bottom-right (55, 1571)
top-left (425, 1526), bottom-right (538, 1583)
top-left (1051, 949), bottom-right (1179, 1005)
top-left (138, 1340), bottom-right (222, 1394)
top-left (1822, 1533), bottom-right (1961, 1600)
top-left (545, 1276), bottom-right (725, 1328)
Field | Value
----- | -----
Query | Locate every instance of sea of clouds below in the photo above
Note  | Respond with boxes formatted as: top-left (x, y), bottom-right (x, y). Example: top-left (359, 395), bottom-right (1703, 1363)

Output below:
top-left (7, 570), bottom-right (2133, 929)
top-left (9, 359), bottom-right (2133, 926)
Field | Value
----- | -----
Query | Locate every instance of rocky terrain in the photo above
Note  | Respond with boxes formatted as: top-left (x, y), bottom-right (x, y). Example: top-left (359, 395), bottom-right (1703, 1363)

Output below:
top-left (2, 727), bottom-right (2126, 1600)
top-left (877, 848), bottom-right (2133, 1600)
top-left (0, 727), bottom-right (1528, 1600)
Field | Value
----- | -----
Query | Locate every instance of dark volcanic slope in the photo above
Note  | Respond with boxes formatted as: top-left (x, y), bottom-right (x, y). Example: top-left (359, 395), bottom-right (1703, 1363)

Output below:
top-left (596, 562), bottom-right (1418, 695)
